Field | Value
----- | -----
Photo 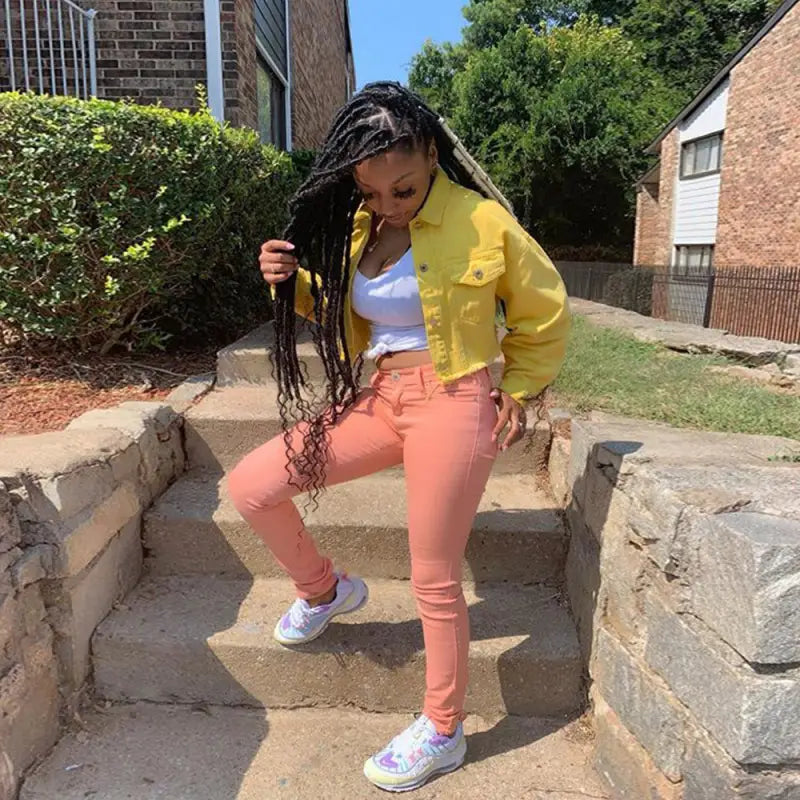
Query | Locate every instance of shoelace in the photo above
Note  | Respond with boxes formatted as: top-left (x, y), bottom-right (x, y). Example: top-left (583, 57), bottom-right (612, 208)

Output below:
top-left (288, 599), bottom-right (323, 630)
top-left (287, 573), bottom-right (347, 630)
top-left (388, 715), bottom-right (432, 754)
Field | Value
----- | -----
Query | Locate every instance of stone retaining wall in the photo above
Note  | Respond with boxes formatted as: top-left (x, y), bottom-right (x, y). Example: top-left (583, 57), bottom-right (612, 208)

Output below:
top-left (0, 387), bottom-right (209, 800)
top-left (550, 411), bottom-right (800, 798)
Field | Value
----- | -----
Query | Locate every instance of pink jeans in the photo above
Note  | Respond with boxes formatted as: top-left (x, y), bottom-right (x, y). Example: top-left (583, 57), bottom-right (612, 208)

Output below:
top-left (226, 362), bottom-right (498, 735)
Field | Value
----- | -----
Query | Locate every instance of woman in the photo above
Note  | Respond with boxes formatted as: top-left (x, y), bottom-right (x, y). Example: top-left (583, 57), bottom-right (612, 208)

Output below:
top-left (227, 82), bottom-right (570, 793)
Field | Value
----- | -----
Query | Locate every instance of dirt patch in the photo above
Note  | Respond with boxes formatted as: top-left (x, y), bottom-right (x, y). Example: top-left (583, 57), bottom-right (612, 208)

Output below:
top-left (0, 348), bottom-right (217, 436)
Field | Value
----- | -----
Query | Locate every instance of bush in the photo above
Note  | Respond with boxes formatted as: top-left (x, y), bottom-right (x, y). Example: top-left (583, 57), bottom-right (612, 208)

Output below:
top-left (0, 91), bottom-right (304, 353)
top-left (601, 268), bottom-right (654, 316)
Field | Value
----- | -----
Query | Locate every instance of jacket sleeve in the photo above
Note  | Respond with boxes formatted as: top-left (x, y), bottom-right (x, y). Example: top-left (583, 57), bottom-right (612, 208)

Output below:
top-left (269, 266), bottom-right (320, 322)
top-left (495, 212), bottom-right (571, 404)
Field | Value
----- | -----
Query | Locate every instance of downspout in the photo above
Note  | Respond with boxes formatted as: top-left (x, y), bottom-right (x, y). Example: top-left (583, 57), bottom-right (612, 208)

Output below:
top-left (203, 0), bottom-right (224, 121)
top-left (284, 0), bottom-right (293, 150)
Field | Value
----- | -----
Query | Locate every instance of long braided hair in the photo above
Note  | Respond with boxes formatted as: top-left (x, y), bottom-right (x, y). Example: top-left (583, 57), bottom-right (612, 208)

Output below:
top-left (272, 82), bottom-right (491, 501)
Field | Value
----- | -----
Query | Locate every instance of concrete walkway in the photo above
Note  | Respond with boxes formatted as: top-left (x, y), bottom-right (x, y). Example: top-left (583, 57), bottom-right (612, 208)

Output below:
top-left (569, 298), bottom-right (800, 373)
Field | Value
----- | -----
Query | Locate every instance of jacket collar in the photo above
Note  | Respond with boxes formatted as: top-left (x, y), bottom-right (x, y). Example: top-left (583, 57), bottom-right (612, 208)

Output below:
top-left (413, 165), bottom-right (451, 227)
top-left (352, 165), bottom-right (452, 235)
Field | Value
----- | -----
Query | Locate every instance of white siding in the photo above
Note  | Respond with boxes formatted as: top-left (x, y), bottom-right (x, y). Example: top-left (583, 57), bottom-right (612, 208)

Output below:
top-left (671, 77), bottom-right (729, 251)
top-left (674, 173), bottom-right (722, 244)
top-left (680, 78), bottom-right (729, 142)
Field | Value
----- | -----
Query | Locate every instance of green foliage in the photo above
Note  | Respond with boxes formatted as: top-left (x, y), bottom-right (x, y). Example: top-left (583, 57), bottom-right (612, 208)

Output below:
top-left (0, 92), bottom-right (302, 353)
top-left (410, 0), bottom-right (778, 252)
top-left (413, 17), bottom-right (681, 250)
top-left (621, 0), bottom-right (782, 95)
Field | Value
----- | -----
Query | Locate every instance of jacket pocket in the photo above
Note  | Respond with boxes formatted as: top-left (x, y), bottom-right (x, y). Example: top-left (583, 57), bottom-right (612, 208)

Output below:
top-left (447, 248), bottom-right (506, 323)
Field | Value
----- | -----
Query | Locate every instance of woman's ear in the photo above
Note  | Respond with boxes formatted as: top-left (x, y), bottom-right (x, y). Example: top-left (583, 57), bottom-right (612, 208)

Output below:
top-left (429, 142), bottom-right (439, 172)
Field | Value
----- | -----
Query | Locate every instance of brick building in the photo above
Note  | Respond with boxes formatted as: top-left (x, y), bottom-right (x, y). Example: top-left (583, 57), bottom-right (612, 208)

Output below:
top-left (0, 0), bottom-right (356, 150)
top-left (633, 0), bottom-right (800, 338)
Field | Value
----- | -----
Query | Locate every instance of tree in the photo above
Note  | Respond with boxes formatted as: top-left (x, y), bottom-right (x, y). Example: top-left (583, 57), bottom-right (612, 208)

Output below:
top-left (412, 17), bottom-right (680, 251)
top-left (621, 0), bottom-right (782, 95)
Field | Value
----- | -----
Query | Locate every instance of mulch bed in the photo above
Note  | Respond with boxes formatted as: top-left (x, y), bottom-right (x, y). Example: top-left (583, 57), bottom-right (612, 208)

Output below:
top-left (0, 348), bottom-right (217, 437)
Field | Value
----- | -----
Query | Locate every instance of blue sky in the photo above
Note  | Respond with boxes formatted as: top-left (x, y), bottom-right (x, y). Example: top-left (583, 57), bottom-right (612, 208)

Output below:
top-left (349, 0), bottom-right (467, 89)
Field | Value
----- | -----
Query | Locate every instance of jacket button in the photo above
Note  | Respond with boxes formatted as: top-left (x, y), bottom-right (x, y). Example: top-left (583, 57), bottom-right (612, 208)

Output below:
top-left (473, 269), bottom-right (484, 280)
top-left (429, 316), bottom-right (439, 327)
top-left (419, 263), bottom-right (429, 273)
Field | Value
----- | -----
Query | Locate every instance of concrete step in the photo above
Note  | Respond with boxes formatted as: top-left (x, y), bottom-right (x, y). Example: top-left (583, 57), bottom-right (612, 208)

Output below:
top-left (184, 385), bottom-right (551, 475)
top-left (217, 322), bottom-right (507, 387)
top-left (143, 470), bottom-right (566, 584)
top-left (92, 574), bottom-right (584, 718)
top-left (19, 702), bottom-right (610, 800)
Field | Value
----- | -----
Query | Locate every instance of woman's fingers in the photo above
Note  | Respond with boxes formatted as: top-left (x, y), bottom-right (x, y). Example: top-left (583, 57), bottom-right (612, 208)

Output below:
top-left (490, 388), bottom-right (526, 450)
top-left (259, 240), bottom-right (299, 284)
top-left (491, 404), bottom-right (510, 443)
top-left (501, 409), bottom-right (524, 451)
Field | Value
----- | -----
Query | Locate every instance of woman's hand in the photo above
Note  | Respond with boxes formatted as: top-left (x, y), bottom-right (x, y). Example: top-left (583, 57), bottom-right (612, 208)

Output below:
top-left (259, 240), bottom-right (299, 285)
top-left (489, 388), bottom-right (527, 451)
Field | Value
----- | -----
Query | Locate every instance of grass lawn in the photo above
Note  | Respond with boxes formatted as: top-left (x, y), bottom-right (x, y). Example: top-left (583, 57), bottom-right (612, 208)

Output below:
top-left (551, 315), bottom-right (800, 441)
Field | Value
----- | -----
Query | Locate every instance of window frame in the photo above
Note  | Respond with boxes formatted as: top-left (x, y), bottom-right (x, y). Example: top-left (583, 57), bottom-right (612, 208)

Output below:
top-left (680, 132), bottom-right (723, 180)
top-left (672, 244), bottom-right (714, 276)
top-left (255, 38), bottom-right (290, 150)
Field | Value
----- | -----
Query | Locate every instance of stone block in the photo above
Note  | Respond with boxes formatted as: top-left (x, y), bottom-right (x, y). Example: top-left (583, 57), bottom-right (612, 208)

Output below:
top-left (42, 516), bottom-right (142, 690)
top-left (565, 503), bottom-right (603, 665)
top-left (690, 512), bottom-right (800, 664)
top-left (0, 429), bottom-right (129, 485)
top-left (683, 720), bottom-right (800, 800)
top-left (566, 419), bottom-right (595, 510)
top-left (0, 637), bottom-right (60, 796)
top-left (583, 465), bottom-right (633, 544)
top-left (0, 486), bottom-right (22, 552)
top-left (108, 442), bottom-right (142, 485)
top-left (35, 462), bottom-right (116, 521)
top-left (593, 626), bottom-right (685, 780)
top-left (599, 525), bottom-right (650, 648)
top-left (55, 481), bottom-right (141, 577)
top-left (547, 433), bottom-right (571, 507)
top-left (165, 372), bottom-right (215, 413)
top-left (624, 468), bottom-right (688, 575)
top-left (11, 545), bottom-right (54, 590)
top-left (783, 352), bottom-right (800, 377)
top-left (644, 591), bottom-right (800, 765)
top-left (591, 685), bottom-right (683, 800)
top-left (67, 404), bottom-right (184, 504)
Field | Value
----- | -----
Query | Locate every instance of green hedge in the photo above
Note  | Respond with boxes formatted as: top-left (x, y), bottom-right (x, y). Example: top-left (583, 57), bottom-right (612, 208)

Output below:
top-left (0, 91), bottom-right (305, 353)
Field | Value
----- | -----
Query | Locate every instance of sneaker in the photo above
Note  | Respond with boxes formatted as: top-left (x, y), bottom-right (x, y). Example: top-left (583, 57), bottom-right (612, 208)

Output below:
top-left (273, 570), bottom-right (369, 646)
top-left (363, 713), bottom-right (467, 792)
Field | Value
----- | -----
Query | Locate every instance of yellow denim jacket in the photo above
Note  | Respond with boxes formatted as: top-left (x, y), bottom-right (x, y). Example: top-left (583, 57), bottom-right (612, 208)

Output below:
top-left (284, 166), bottom-right (571, 403)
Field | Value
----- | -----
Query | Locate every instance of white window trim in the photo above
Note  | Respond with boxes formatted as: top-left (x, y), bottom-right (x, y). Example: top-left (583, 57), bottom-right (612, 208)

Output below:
top-left (680, 131), bottom-right (723, 179)
top-left (284, 0), bottom-right (293, 150)
top-left (203, 0), bottom-right (224, 121)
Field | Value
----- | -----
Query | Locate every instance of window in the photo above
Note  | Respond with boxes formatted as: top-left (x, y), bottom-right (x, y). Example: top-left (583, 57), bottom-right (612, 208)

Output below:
top-left (680, 133), bottom-right (722, 178)
top-left (257, 56), bottom-right (286, 149)
top-left (673, 245), bottom-right (714, 276)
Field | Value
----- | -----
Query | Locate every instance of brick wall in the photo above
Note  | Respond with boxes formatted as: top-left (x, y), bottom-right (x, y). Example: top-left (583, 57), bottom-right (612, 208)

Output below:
top-left (290, 0), bottom-right (354, 149)
top-left (640, 130), bottom-right (678, 317)
top-left (91, 0), bottom-right (207, 111)
top-left (633, 183), bottom-right (660, 265)
top-left (714, 2), bottom-right (800, 268)
top-left (220, 1), bottom-right (258, 129)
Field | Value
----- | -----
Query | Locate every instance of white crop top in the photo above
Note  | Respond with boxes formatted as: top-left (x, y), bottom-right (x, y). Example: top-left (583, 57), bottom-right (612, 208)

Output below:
top-left (351, 248), bottom-right (429, 360)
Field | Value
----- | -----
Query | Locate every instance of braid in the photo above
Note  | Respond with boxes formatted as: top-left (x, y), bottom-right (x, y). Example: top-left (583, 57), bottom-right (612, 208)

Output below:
top-left (272, 81), bottom-right (490, 504)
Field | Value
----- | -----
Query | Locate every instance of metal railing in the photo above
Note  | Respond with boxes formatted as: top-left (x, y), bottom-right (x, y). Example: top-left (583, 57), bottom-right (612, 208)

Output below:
top-left (2, 0), bottom-right (97, 99)
top-left (556, 261), bottom-right (800, 344)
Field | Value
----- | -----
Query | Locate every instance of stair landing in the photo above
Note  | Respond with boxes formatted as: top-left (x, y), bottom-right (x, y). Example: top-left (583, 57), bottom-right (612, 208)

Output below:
top-left (19, 703), bottom-right (609, 800)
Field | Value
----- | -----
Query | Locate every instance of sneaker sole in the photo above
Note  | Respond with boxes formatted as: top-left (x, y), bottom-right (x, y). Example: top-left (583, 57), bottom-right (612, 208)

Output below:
top-left (364, 741), bottom-right (467, 793)
top-left (273, 579), bottom-right (370, 646)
